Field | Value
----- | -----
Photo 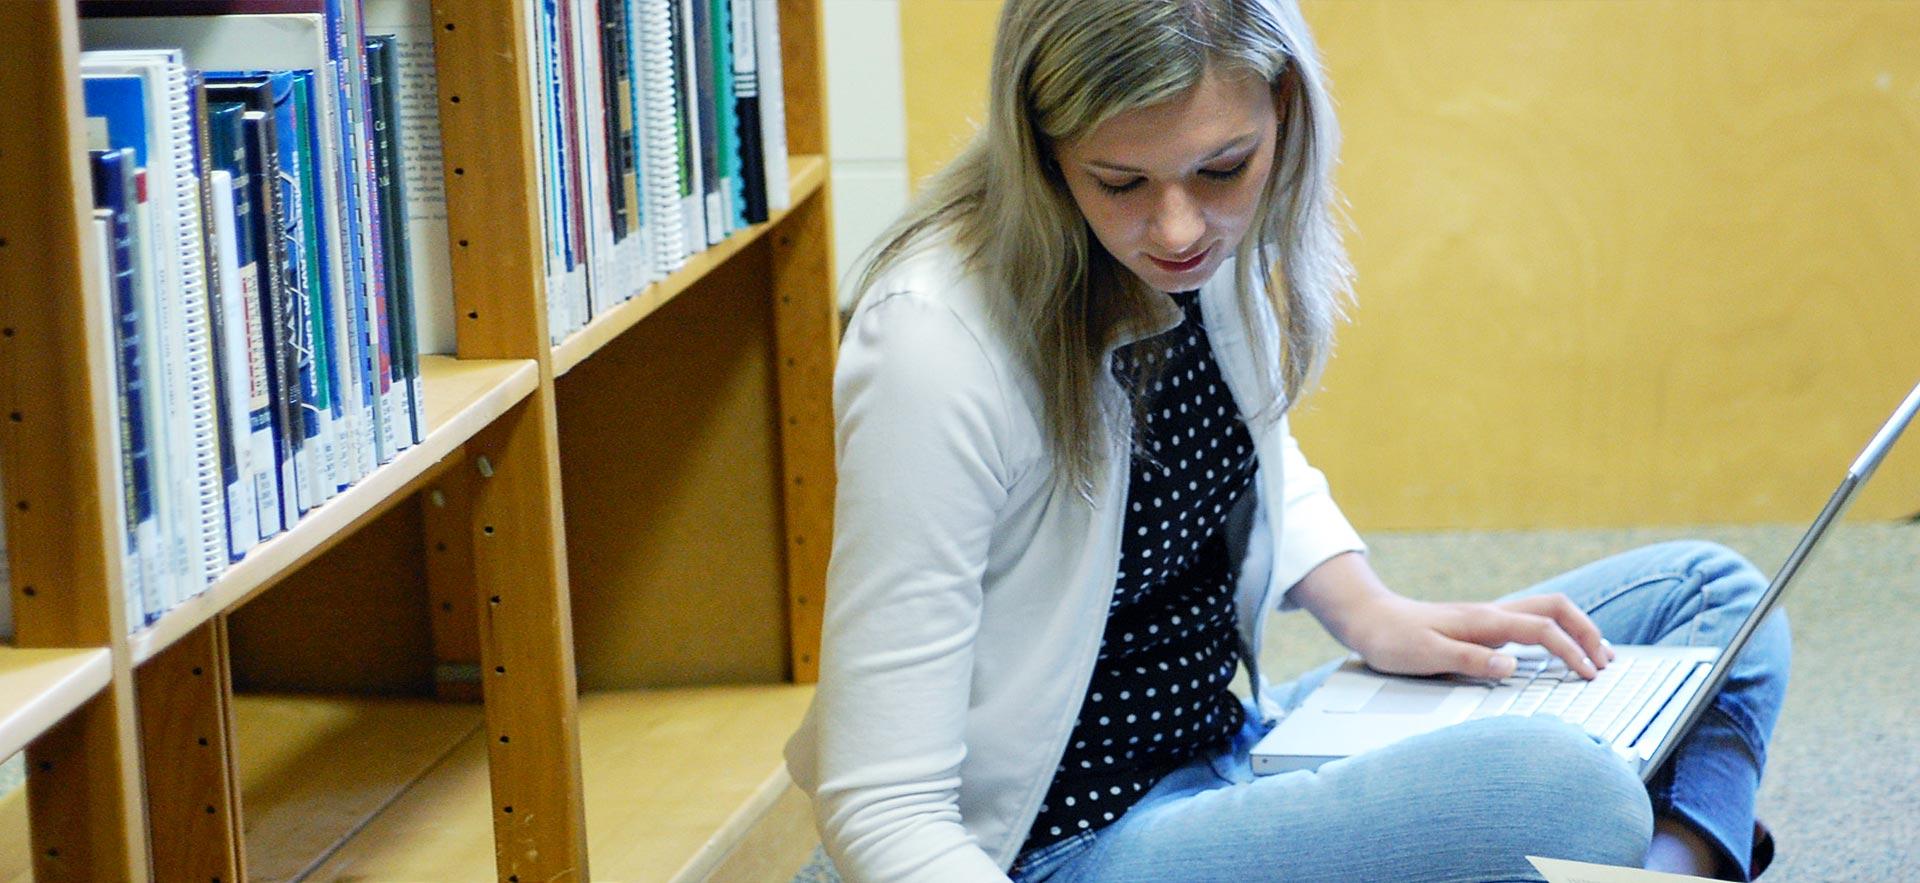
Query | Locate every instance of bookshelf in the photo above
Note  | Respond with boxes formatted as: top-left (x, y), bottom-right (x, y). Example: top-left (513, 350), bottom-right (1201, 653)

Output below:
top-left (0, 1), bottom-right (835, 882)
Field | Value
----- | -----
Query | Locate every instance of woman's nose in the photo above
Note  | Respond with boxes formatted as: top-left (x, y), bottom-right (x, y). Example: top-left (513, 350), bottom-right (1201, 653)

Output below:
top-left (1148, 186), bottom-right (1205, 254)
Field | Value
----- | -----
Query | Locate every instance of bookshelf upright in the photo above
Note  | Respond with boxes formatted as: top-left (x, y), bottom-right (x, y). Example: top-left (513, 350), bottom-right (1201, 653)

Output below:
top-left (0, 0), bottom-right (836, 879)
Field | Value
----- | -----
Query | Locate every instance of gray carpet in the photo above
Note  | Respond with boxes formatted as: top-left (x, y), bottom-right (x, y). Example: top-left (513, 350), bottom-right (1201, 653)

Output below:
top-left (794, 520), bottom-right (1918, 880)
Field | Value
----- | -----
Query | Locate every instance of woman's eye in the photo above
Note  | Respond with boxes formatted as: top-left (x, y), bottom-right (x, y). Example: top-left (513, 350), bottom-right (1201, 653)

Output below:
top-left (1201, 160), bottom-right (1251, 181)
top-left (1096, 177), bottom-right (1143, 195)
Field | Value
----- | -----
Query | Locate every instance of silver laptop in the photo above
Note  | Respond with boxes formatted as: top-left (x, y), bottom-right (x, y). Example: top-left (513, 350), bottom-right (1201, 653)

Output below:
top-left (1251, 380), bottom-right (1920, 779)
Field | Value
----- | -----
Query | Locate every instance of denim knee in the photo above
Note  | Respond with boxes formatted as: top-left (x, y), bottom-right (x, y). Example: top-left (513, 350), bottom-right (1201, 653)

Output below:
top-left (1442, 717), bottom-right (1654, 869)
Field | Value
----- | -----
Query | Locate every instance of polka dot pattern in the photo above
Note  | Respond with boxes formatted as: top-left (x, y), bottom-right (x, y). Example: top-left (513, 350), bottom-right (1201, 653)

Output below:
top-left (1022, 290), bottom-right (1257, 855)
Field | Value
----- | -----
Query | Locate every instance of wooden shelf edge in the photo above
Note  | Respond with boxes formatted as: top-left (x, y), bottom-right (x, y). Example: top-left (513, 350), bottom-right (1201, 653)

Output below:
top-left (128, 358), bottom-right (539, 665)
top-left (552, 154), bottom-right (830, 377)
top-left (0, 647), bottom-right (112, 762)
top-left (303, 684), bottom-right (817, 881)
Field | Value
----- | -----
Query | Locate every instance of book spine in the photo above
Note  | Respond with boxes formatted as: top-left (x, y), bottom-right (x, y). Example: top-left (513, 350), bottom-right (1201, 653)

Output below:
top-left (367, 36), bottom-right (423, 446)
top-left (243, 110), bottom-right (301, 536)
top-left (128, 172), bottom-right (174, 620)
top-left (638, 0), bottom-right (686, 274)
top-left (753, 0), bottom-right (788, 212)
top-left (710, 0), bottom-right (741, 231)
top-left (730, 0), bottom-right (766, 224)
top-left (90, 149), bottom-right (152, 629)
top-left (687, 0), bottom-right (721, 246)
top-left (186, 74), bottom-right (251, 563)
top-left (206, 169), bottom-right (262, 559)
top-left (164, 61), bottom-right (227, 594)
top-left (672, 0), bottom-right (706, 256)
top-left (288, 73), bottom-right (347, 497)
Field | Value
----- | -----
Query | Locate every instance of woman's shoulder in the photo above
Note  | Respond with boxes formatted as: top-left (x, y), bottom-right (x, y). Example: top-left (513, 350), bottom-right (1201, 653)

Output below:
top-left (845, 233), bottom-right (1012, 363)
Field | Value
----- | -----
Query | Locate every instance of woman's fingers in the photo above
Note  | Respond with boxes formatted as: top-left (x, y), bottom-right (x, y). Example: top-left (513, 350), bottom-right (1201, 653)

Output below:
top-left (1448, 606), bottom-right (1599, 679)
top-left (1496, 594), bottom-right (1613, 671)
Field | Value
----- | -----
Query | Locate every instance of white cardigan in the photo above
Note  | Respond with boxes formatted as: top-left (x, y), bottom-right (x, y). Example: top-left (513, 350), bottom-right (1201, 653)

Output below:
top-left (784, 240), bottom-right (1366, 881)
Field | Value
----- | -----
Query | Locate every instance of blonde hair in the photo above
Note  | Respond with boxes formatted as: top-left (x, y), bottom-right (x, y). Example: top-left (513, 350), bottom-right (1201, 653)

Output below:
top-left (849, 0), bottom-right (1352, 491)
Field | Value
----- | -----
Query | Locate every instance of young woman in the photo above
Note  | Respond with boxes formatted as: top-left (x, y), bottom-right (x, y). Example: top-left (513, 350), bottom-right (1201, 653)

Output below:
top-left (784, 1), bottom-right (1789, 880)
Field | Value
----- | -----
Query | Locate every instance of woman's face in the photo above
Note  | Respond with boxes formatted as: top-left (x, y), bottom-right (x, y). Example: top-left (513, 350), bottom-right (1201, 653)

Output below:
top-left (1054, 67), bottom-right (1280, 293)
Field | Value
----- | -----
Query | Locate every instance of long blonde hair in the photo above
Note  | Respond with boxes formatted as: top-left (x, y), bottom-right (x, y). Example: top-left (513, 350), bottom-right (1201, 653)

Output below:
top-left (848, 0), bottom-right (1352, 491)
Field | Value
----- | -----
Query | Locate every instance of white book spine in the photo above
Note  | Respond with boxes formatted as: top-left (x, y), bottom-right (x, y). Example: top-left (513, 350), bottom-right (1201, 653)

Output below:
top-left (208, 171), bottom-right (261, 559)
top-left (129, 186), bottom-right (180, 618)
top-left (161, 63), bottom-right (226, 593)
top-left (639, 0), bottom-right (686, 276)
top-left (677, 0), bottom-right (708, 257)
top-left (754, 0), bottom-right (789, 213)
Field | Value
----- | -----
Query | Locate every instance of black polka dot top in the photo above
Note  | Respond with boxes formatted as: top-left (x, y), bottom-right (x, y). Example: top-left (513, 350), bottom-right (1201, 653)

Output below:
top-left (1021, 289), bottom-right (1258, 855)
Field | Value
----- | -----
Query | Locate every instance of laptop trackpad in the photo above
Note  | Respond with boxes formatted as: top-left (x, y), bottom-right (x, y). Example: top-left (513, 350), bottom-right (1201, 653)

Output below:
top-left (1357, 680), bottom-right (1452, 715)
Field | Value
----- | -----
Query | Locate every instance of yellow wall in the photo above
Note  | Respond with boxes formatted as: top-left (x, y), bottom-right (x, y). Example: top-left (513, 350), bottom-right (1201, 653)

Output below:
top-left (899, 0), bottom-right (1920, 530)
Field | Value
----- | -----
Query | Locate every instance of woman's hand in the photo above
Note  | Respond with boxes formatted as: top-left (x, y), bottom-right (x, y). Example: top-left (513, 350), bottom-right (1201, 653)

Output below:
top-left (1343, 593), bottom-right (1616, 681)
top-left (1289, 552), bottom-right (1615, 681)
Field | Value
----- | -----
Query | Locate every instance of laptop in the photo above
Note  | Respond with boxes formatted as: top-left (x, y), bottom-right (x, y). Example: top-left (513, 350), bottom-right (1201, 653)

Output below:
top-left (1251, 380), bottom-right (1920, 779)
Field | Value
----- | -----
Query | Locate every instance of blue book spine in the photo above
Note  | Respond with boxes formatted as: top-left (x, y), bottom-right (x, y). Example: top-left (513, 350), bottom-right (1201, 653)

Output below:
top-left (89, 147), bottom-right (154, 623)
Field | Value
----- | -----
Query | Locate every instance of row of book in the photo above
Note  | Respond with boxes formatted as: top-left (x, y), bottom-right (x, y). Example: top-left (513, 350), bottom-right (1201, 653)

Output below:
top-left (78, 0), bottom-right (427, 633)
top-left (536, 0), bottom-right (793, 343)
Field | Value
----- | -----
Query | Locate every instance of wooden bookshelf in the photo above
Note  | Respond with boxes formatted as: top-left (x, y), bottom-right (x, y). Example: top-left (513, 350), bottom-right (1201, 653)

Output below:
top-left (0, 0), bottom-right (836, 880)
top-left (0, 650), bottom-right (112, 763)
top-left (553, 155), bottom-right (829, 377)
top-left (300, 685), bottom-right (815, 881)
top-left (129, 357), bottom-right (539, 666)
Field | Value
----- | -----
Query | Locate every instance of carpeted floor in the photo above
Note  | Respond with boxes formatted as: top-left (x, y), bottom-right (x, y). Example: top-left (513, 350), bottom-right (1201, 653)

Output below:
top-left (794, 520), bottom-right (1918, 881)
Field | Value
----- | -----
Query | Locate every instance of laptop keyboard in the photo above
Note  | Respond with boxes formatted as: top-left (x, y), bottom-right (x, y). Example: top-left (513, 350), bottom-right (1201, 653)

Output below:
top-left (1465, 655), bottom-right (1678, 745)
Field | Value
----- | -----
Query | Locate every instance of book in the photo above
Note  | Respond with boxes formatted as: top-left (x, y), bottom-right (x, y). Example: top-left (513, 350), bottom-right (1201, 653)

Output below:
top-left (363, 0), bottom-right (456, 358)
top-left (753, 0), bottom-right (789, 214)
top-left (205, 97), bottom-right (285, 542)
top-left (204, 167), bottom-right (263, 556)
top-left (84, 9), bottom-right (384, 489)
top-left (730, 0), bottom-right (766, 225)
top-left (88, 146), bottom-right (156, 628)
top-left (82, 50), bottom-right (225, 610)
top-left (636, 0), bottom-right (687, 274)
top-left (366, 35), bottom-right (424, 445)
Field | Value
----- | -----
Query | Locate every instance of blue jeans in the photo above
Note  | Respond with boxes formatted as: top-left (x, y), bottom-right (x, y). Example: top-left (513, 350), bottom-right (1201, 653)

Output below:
top-left (1009, 541), bottom-right (1791, 882)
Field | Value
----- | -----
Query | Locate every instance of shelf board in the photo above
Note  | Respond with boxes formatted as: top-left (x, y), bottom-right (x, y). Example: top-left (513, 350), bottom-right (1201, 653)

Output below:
top-left (552, 154), bottom-right (829, 377)
top-left (232, 694), bottom-right (484, 883)
top-left (128, 356), bottom-right (540, 666)
top-left (305, 684), bottom-right (817, 882)
top-left (0, 647), bottom-right (112, 763)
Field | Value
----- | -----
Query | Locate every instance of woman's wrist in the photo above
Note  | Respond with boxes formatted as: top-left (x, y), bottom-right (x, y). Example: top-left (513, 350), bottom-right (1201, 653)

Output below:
top-left (1288, 551), bottom-right (1406, 655)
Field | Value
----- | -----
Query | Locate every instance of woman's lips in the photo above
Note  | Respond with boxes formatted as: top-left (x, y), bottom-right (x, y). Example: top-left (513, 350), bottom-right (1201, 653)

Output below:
top-left (1148, 247), bottom-right (1210, 273)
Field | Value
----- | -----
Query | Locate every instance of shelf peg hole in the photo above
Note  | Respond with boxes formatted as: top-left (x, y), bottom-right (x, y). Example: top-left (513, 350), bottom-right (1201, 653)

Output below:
top-left (494, 665), bottom-right (506, 675)
top-left (204, 805), bottom-right (216, 815)
top-left (198, 737), bottom-right (209, 747)
top-left (8, 411), bottom-right (21, 422)
top-left (458, 240), bottom-right (470, 249)
top-left (490, 595), bottom-right (502, 605)
top-left (503, 805), bottom-right (514, 814)
top-left (450, 95), bottom-right (461, 104)
top-left (499, 734), bottom-right (510, 743)
top-left (454, 167), bottom-right (465, 176)
top-left (482, 525), bottom-right (495, 536)
top-left (192, 667), bottom-right (204, 676)
top-left (444, 21), bottom-right (455, 30)
top-left (21, 586), bottom-right (34, 598)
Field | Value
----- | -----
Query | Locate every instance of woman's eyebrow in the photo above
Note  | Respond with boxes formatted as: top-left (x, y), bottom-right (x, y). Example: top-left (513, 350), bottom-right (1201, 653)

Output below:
top-left (1085, 133), bottom-right (1259, 174)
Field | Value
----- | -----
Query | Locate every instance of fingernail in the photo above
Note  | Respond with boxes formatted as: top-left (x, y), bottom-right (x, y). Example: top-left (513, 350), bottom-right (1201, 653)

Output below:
top-left (1490, 655), bottom-right (1516, 678)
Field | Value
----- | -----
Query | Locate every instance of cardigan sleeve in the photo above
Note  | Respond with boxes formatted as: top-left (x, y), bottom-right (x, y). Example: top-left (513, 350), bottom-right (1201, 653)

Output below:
top-left (1269, 414), bottom-right (1368, 606)
top-left (809, 291), bottom-right (1015, 882)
